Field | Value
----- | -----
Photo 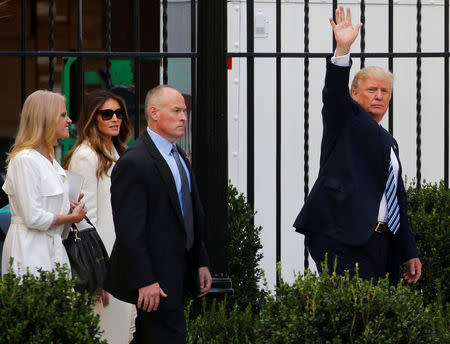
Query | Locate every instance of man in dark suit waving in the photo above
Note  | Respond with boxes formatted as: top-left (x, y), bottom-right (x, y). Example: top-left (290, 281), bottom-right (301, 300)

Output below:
top-left (294, 6), bottom-right (421, 284)
top-left (106, 85), bottom-right (212, 343)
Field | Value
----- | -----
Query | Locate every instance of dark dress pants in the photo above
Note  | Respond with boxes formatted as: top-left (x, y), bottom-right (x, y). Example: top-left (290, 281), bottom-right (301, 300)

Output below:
top-left (308, 230), bottom-right (392, 281)
top-left (131, 254), bottom-right (194, 344)
top-left (133, 307), bottom-right (186, 344)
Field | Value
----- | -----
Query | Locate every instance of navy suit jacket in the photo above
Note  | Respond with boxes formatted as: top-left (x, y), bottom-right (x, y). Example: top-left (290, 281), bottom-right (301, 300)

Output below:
top-left (293, 58), bottom-right (418, 282)
top-left (105, 131), bottom-right (209, 309)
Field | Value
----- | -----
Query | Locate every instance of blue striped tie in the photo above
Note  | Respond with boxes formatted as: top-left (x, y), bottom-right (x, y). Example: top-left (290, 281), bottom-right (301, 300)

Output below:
top-left (385, 161), bottom-right (400, 234)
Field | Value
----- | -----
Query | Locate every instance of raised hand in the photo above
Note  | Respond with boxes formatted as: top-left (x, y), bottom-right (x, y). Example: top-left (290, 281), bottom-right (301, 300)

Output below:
top-left (329, 6), bottom-right (362, 56)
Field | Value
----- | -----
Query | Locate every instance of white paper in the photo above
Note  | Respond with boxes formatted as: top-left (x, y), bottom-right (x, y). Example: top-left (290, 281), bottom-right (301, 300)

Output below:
top-left (65, 169), bottom-right (84, 202)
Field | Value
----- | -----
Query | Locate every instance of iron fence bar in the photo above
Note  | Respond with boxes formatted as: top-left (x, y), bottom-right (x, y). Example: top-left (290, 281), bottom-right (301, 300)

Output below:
top-left (191, 0), bottom-right (196, 156)
top-left (21, 0), bottom-right (26, 105)
top-left (77, 0), bottom-right (83, 119)
top-left (247, 0), bottom-right (255, 209)
top-left (3, 51), bottom-right (450, 58)
top-left (416, 0), bottom-right (422, 188)
top-left (276, 0), bottom-right (281, 280)
top-left (360, 0), bottom-right (365, 68)
top-left (226, 52), bottom-right (450, 58)
top-left (105, 0), bottom-right (112, 89)
top-left (303, 0), bottom-right (310, 271)
top-left (134, 0), bottom-right (141, 139)
top-left (163, 0), bottom-right (168, 85)
top-left (388, 0), bottom-right (394, 134)
top-left (332, 0), bottom-right (337, 51)
top-left (445, 0), bottom-right (449, 188)
top-left (0, 51), bottom-right (198, 58)
top-left (48, 0), bottom-right (54, 91)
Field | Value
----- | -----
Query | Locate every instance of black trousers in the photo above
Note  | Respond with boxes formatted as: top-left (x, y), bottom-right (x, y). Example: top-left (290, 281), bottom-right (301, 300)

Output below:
top-left (308, 231), bottom-right (392, 281)
top-left (133, 307), bottom-right (186, 344)
top-left (131, 254), bottom-right (193, 344)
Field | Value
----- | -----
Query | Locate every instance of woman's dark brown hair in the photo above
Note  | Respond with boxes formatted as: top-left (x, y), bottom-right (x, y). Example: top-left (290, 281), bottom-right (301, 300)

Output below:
top-left (64, 90), bottom-right (132, 178)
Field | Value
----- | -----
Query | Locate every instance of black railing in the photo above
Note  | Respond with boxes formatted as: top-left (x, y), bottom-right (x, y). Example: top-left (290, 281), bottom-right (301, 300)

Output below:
top-left (2, 0), bottom-right (449, 285)
top-left (227, 1), bottom-right (450, 277)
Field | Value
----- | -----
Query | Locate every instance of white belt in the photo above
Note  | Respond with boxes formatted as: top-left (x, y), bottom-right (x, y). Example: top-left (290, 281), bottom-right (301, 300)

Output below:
top-left (10, 216), bottom-right (24, 225)
top-left (10, 215), bottom-right (65, 265)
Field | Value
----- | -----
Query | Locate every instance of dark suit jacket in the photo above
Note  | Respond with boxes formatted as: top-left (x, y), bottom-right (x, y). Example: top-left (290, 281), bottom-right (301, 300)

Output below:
top-left (293, 58), bottom-right (418, 282)
top-left (105, 131), bottom-right (209, 310)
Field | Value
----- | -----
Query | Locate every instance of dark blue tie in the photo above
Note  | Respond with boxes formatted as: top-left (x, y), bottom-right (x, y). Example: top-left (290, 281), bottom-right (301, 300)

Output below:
top-left (172, 145), bottom-right (194, 250)
top-left (385, 161), bottom-right (400, 234)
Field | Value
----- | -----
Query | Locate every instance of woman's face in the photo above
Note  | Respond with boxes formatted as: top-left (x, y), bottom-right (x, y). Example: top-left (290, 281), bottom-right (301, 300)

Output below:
top-left (54, 102), bottom-right (72, 141)
top-left (96, 98), bottom-right (123, 140)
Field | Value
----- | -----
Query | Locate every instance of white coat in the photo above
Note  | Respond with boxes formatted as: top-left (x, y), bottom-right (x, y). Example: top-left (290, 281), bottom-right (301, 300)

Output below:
top-left (68, 142), bottom-right (132, 344)
top-left (1, 148), bottom-right (71, 277)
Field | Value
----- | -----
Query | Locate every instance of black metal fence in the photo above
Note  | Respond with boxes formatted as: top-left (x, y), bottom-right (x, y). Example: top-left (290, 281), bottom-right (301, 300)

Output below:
top-left (227, 0), bottom-right (449, 273)
top-left (1, 0), bottom-right (449, 280)
top-left (0, 0), bottom-right (230, 289)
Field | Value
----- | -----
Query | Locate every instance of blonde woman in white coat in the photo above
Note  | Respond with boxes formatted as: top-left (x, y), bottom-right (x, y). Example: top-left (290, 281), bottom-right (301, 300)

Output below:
top-left (65, 90), bottom-right (132, 344)
top-left (1, 90), bottom-right (87, 277)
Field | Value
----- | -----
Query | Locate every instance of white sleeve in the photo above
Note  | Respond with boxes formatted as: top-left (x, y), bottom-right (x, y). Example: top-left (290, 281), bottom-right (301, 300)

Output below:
top-left (331, 52), bottom-right (351, 67)
top-left (68, 146), bottom-right (98, 226)
top-left (7, 155), bottom-right (54, 230)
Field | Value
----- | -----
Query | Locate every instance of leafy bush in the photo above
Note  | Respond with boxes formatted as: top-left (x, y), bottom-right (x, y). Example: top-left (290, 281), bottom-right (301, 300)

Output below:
top-left (407, 181), bottom-right (450, 306)
top-left (227, 184), bottom-right (264, 310)
top-left (0, 264), bottom-right (105, 344)
top-left (186, 297), bottom-right (256, 344)
top-left (256, 263), bottom-right (438, 344)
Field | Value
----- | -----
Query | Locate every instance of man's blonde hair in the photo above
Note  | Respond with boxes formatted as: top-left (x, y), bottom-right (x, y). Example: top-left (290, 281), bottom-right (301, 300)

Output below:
top-left (7, 90), bottom-right (66, 162)
top-left (351, 66), bottom-right (393, 93)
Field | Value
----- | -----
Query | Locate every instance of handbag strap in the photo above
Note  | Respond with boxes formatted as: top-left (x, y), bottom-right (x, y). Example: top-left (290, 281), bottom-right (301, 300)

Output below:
top-left (71, 216), bottom-right (95, 231)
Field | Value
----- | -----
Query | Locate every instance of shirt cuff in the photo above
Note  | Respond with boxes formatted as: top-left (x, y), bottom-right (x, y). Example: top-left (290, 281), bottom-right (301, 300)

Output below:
top-left (48, 214), bottom-right (57, 229)
top-left (331, 52), bottom-right (351, 67)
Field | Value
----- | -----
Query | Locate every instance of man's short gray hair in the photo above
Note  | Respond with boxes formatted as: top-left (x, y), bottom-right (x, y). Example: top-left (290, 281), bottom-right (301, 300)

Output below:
top-left (144, 85), bottom-right (178, 121)
top-left (351, 66), bottom-right (393, 93)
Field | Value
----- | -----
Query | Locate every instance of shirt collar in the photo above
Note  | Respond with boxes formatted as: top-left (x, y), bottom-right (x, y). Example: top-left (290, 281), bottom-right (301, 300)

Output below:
top-left (147, 127), bottom-right (174, 156)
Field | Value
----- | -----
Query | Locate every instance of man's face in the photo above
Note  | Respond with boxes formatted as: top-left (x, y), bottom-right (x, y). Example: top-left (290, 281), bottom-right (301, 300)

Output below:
top-left (351, 77), bottom-right (392, 123)
top-left (150, 89), bottom-right (187, 142)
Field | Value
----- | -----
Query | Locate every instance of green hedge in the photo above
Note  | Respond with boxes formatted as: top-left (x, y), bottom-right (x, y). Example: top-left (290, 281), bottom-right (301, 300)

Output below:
top-left (186, 297), bottom-right (256, 344)
top-left (0, 264), bottom-right (105, 344)
top-left (187, 267), bottom-right (446, 344)
top-left (256, 265), bottom-right (439, 344)
top-left (227, 184), bottom-right (264, 310)
top-left (407, 181), bottom-right (450, 306)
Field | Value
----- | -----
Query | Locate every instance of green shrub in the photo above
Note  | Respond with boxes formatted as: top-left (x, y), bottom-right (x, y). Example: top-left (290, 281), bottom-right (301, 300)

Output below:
top-left (227, 184), bottom-right (264, 310)
top-left (256, 263), bottom-right (438, 344)
top-left (186, 297), bottom-right (256, 344)
top-left (0, 264), bottom-right (105, 344)
top-left (407, 181), bottom-right (450, 306)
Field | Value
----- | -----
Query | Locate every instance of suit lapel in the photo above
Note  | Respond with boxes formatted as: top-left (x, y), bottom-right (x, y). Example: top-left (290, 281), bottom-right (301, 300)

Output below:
top-left (141, 132), bottom-right (185, 226)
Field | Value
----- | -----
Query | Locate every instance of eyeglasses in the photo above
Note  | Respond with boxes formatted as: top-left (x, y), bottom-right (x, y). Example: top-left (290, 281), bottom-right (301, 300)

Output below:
top-left (96, 108), bottom-right (125, 120)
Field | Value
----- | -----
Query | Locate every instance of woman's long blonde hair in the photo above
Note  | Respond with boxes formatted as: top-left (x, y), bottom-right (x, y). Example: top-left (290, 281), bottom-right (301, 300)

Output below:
top-left (64, 90), bottom-right (131, 178)
top-left (7, 90), bottom-right (66, 163)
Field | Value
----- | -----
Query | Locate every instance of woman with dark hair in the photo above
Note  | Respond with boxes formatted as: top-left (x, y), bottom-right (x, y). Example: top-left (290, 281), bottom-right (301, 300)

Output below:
top-left (64, 90), bottom-right (132, 344)
top-left (2, 90), bottom-right (86, 277)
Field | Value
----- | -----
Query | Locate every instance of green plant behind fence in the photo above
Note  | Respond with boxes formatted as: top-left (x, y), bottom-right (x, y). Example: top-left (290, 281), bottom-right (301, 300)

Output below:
top-left (227, 184), bottom-right (264, 310)
top-left (406, 181), bottom-right (450, 306)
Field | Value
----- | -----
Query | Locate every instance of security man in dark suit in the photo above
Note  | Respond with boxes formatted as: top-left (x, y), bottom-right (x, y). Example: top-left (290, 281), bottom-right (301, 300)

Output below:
top-left (294, 6), bottom-right (421, 284)
top-left (105, 85), bottom-right (212, 343)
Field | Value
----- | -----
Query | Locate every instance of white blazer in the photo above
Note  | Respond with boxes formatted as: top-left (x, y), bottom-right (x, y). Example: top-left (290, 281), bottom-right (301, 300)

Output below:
top-left (68, 142), bottom-right (117, 253)
top-left (68, 141), bottom-right (132, 344)
top-left (1, 148), bottom-right (70, 277)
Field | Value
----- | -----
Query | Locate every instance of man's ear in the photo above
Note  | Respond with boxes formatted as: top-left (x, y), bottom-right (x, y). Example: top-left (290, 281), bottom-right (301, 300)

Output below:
top-left (351, 88), bottom-right (358, 101)
top-left (149, 106), bottom-right (159, 120)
